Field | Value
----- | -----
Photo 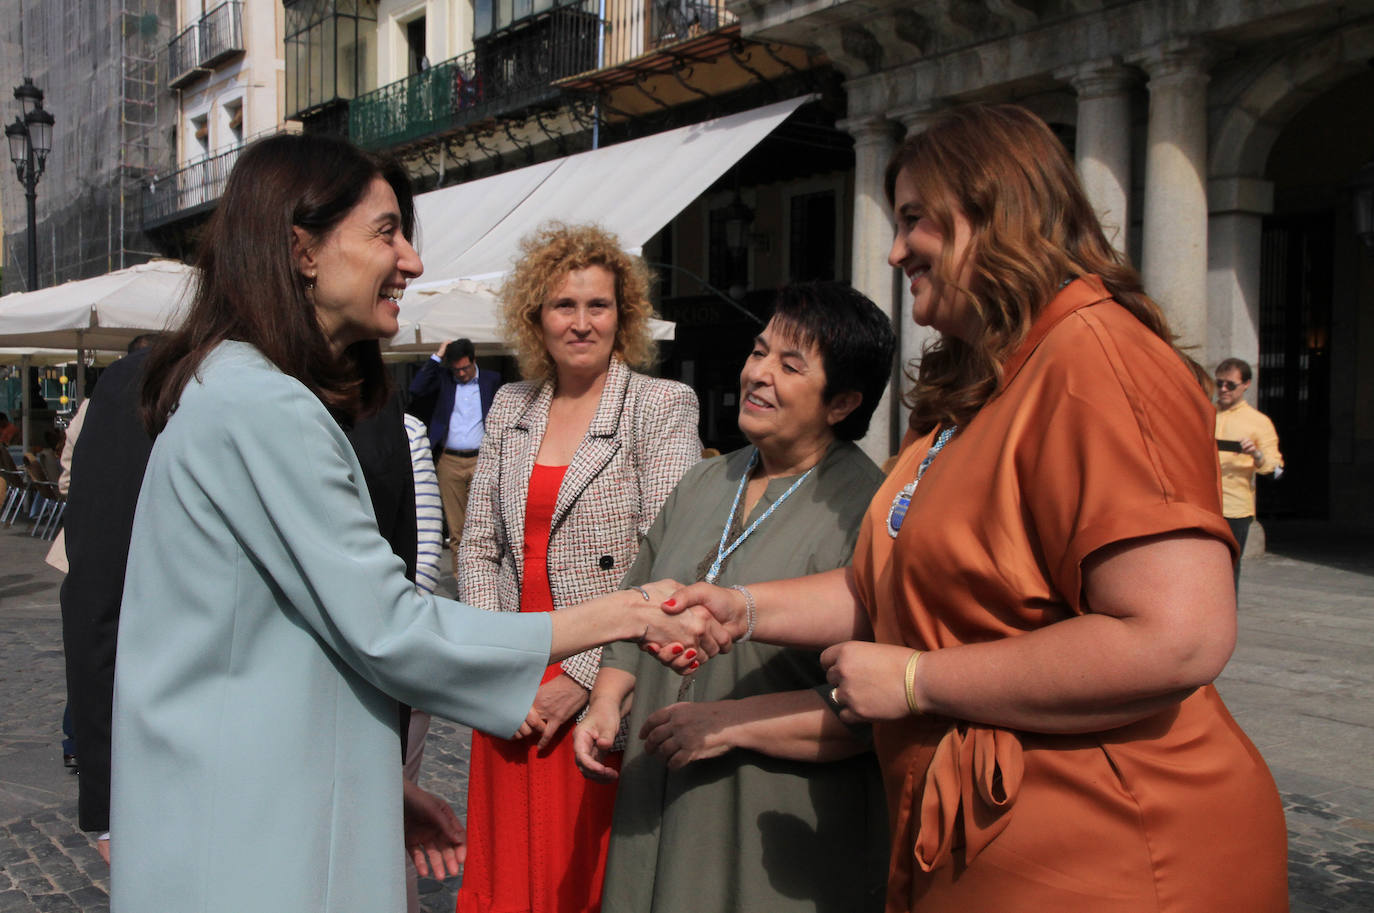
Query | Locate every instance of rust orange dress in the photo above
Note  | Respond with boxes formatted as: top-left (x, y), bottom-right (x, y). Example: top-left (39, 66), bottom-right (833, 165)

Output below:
top-left (457, 463), bottom-right (620, 913)
top-left (852, 277), bottom-right (1288, 912)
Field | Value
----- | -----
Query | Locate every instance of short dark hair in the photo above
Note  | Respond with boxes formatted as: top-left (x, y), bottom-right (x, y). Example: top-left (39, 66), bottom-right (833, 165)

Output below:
top-left (127, 333), bottom-right (159, 354)
top-left (766, 282), bottom-right (896, 442)
top-left (1216, 357), bottom-right (1252, 383)
top-left (444, 339), bottom-right (476, 365)
top-left (140, 134), bottom-right (415, 435)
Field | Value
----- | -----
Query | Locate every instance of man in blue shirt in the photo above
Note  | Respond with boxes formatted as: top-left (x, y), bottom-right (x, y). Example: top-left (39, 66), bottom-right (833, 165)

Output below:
top-left (407, 338), bottom-right (501, 567)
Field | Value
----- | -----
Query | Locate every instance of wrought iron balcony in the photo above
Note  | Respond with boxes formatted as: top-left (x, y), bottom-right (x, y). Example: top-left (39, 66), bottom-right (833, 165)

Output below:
top-left (166, 2), bottom-right (244, 89)
top-left (349, 1), bottom-right (599, 150)
top-left (142, 144), bottom-right (244, 229)
top-left (596, 0), bottom-right (736, 71)
top-left (199, 2), bottom-right (245, 69)
top-left (649, 0), bottom-right (728, 46)
top-left (167, 23), bottom-right (203, 88)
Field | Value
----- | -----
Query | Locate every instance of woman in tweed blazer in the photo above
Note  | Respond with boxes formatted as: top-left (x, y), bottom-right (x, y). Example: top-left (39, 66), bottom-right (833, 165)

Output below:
top-left (455, 224), bottom-right (700, 913)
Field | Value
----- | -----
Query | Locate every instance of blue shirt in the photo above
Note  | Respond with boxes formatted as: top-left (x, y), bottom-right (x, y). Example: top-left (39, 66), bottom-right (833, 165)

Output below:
top-left (441, 357), bottom-right (485, 451)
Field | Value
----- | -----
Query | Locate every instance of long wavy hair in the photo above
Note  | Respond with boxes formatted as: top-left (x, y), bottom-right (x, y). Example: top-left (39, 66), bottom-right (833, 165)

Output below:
top-left (140, 134), bottom-right (414, 435)
top-left (885, 104), bottom-right (1198, 436)
top-left (500, 222), bottom-right (658, 383)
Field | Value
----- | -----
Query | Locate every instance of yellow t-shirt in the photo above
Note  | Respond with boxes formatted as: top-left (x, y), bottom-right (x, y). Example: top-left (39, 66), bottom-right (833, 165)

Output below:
top-left (1215, 400), bottom-right (1282, 518)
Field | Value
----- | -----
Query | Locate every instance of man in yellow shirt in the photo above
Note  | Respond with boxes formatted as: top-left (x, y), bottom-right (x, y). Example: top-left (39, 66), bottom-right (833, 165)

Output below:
top-left (1214, 357), bottom-right (1283, 586)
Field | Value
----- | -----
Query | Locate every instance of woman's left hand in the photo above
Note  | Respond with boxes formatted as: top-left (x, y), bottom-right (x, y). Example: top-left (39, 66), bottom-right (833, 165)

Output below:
top-left (639, 701), bottom-right (736, 769)
top-left (402, 780), bottom-right (466, 878)
top-left (517, 673), bottom-right (590, 749)
top-left (820, 641), bottom-right (918, 724)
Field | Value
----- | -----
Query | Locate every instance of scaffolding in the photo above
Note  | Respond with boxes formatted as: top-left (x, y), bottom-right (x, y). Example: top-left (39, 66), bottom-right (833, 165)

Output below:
top-left (0, 0), bottom-right (175, 294)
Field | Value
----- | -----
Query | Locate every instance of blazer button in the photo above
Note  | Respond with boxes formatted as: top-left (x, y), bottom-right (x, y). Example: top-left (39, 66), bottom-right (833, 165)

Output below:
top-left (599, 555), bottom-right (614, 570)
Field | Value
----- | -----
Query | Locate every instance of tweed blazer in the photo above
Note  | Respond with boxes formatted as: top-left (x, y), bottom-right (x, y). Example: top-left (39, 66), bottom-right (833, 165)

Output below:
top-left (458, 357), bottom-right (701, 688)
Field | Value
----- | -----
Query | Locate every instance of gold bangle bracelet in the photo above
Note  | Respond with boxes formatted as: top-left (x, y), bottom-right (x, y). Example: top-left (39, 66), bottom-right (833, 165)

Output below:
top-left (904, 650), bottom-right (924, 716)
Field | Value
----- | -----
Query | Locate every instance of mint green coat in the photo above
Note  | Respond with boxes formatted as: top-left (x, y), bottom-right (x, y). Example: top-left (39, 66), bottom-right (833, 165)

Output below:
top-left (111, 342), bottom-right (552, 913)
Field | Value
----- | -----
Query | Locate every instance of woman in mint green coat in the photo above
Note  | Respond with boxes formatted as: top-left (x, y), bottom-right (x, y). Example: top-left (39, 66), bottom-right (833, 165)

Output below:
top-left (109, 135), bottom-right (723, 913)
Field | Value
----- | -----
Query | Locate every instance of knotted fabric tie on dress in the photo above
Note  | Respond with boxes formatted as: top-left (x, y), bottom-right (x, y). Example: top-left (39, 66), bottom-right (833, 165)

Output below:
top-left (888, 723), bottom-right (1024, 904)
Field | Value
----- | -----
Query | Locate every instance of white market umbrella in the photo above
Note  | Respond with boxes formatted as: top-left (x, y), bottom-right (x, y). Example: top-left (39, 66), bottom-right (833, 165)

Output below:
top-left (0, 259), bottom-right (195, 351)
top-left (0, 259), bottom-right (194, 452)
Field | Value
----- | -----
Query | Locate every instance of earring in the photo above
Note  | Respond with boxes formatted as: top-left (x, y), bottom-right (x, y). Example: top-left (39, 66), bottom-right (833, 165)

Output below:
top-left (303, 273), bottom-right (316, 291)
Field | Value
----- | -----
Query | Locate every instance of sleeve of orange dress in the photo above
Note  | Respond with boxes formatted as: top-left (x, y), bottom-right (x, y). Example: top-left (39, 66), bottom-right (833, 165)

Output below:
top-left (1018, 305), bottom-right (1236, 615)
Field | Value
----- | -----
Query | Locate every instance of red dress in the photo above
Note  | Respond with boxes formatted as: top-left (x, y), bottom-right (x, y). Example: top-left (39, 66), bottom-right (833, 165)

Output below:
top-left (456, 463), bottom-right (621, 913)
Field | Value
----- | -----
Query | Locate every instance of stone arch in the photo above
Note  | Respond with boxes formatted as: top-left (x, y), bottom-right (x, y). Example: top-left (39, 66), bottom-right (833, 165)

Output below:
top-left (1210, 21), bottom-right (1374, 180)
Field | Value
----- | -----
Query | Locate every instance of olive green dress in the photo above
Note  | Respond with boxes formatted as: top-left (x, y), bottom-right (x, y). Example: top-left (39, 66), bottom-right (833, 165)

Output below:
top-left (599, 442), bottom-right (889, 913)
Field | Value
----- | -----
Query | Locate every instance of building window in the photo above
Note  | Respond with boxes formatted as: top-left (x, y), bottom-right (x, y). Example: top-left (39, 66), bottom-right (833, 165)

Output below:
top-left (708, 205), bottom-right (749, 293)
top-left (189, 113), bottom-right (210, 159)
top-left (788, 189), bottom-right (837, 282)
top-left (223, 98), bottom-right (244, 148)
top-left (405, 15), bottom-right (427, 75)
top-left (475, 0), bottom-right (560, 39)
top-left (284, 0), bottom-right (379, 120)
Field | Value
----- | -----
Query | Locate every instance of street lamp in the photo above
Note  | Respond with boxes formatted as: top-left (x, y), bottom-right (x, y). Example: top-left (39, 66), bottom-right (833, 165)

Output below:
top-left (6, 77), bottom-right (55, 290)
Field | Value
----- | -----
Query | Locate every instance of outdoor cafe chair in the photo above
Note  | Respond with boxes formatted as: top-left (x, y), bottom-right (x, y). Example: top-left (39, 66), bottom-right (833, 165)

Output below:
top-left (0, 446), bottom-right (31, 527)
top-left (22, 455), bottom-right (65, 540)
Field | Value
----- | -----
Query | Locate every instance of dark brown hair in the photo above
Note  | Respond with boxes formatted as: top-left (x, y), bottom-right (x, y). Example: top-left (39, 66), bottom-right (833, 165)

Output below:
top-left (884, 104), bottom-right (1197, 436)
top-left (1215, 357), bottom-right (1252, 382)
top-left (140, 133), bottom-right (415, 435)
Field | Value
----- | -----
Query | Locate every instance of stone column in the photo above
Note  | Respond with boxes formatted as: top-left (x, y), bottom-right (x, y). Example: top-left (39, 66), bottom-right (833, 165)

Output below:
top-left (1061, 59), bottom-right (1135, 255)
top-left (1131, 42), bottom-right (1211, 353)
top-left (1206, 176), bottom-right (1273, 373)
top-left (839, 113), bottom-right (901, 464)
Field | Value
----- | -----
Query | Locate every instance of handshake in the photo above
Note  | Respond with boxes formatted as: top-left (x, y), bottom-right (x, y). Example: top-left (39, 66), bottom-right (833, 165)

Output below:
top-left (612, 579), bottom-right (748, 673)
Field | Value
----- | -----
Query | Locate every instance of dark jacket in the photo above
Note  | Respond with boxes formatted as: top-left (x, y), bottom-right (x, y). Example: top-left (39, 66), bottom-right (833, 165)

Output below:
top-left (61, 349), bottom-right (154, 832)
top-left (407, 358), bottom-right (500, 455)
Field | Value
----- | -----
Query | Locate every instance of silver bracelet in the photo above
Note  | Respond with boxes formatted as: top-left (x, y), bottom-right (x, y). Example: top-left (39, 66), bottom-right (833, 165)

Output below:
top-left (631, 585), bottom-right (651, 602)
top-left (729, 585), bottom-right (757, 643)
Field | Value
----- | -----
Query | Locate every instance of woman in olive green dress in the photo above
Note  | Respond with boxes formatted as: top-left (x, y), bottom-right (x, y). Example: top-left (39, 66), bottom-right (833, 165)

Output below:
top-left (574, 282), bottom-right (896, 913)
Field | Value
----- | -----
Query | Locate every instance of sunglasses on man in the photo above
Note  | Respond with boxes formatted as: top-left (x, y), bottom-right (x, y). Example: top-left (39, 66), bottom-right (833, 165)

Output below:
top-left (1215, 379), bottom-right (1242, 392)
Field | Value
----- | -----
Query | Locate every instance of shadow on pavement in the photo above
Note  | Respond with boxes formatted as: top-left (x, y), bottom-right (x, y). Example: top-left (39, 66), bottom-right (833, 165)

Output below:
top-left (1261, 519), bottom-right (1374, 578)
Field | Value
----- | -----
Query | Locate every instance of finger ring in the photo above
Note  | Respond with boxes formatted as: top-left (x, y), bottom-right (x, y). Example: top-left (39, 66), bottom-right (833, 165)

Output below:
top-left (829, 686), bottom-right (842, 706)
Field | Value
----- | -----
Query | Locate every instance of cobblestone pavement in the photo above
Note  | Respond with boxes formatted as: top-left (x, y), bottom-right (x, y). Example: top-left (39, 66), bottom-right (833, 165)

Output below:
top-left (2, 521), bottom-right (1371, 911)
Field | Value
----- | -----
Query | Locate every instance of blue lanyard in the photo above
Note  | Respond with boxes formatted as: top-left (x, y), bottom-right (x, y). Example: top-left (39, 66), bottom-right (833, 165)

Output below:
top-left (704, 448), bottom-right (815, 583)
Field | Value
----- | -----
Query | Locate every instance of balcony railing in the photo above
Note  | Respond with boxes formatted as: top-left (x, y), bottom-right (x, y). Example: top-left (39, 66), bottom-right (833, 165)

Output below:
top-left (600, 0), bottom-right (736, 70)
top-left (200, 2), bottom-right (245, 69)
top-left (167, 23), bottom-right (203, 88)
top-left (350, 1), bottom-right (600, 149)
top-left (649, 0), bottom-right (729, 46)
top-left (166, 2), bottom-right (245, 88)
top-left (142, 144), bottom-right (244, 228)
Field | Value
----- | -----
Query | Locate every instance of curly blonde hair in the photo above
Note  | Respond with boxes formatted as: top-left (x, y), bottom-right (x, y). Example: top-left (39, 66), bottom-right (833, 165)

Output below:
top-left (500, 222), bottom-right (659, 383)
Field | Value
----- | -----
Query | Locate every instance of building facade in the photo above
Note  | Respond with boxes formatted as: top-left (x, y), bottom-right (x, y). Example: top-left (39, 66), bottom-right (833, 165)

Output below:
top-left (116, 0), bottom-right (1374, 526)
top-left (726, 0), bottom-right (1374, 526)
top-left (0, 0), bottom-right (176, 294)
top-left (143, 0), bottom-right (287, 255)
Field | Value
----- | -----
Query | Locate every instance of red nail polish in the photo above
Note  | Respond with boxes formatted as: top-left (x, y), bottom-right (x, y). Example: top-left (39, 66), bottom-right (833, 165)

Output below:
top-left (688, 660), bottom-right (699, 671)
top-left (664, 599), bottom-right (676, 607)
top-left (684, 648), bottom-right (696, 660)
top-left (671, 645), bottom-right (683, 655)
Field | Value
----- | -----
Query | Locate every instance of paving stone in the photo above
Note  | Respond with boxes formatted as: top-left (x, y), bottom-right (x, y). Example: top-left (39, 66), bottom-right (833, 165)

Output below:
top-left (0, 892), bottom-right (35, 913)
top-left (28, 895), bottom-right (78, 913)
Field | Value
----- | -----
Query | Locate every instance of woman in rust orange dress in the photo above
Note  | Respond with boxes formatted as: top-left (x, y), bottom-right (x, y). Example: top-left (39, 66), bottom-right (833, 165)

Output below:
top-left (661, 104), bottom-right (1288, 912)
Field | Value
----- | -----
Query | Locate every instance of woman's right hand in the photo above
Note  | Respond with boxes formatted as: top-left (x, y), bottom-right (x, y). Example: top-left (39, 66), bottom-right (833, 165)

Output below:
top-left (573, 699), bottom-right (622, 782)
top-left (645, 582), bottom-right (748, 672)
